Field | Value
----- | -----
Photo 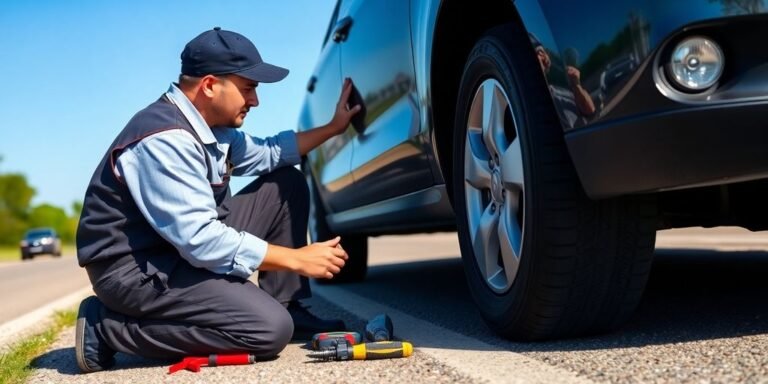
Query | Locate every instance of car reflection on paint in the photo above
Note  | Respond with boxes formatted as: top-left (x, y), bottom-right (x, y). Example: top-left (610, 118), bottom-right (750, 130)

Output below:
top-left (599, 53), bottom-right (638, 103)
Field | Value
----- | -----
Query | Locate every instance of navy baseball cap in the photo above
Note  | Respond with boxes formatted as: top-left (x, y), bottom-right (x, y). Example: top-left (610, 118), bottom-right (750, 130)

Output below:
top-left (181, 27), bottom-right (288, 83)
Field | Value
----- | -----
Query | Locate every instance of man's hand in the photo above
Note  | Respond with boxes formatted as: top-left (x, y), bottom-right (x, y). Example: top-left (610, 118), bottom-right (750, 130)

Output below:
top-left (565, 66), bottom-right (596, 116)
top-left (566, 66), bottom-right (582, 87)
top-left (328, 78), bottom-right (362, 135)
top-left (260, 237), bottom-right (349, 279)
top-left (296, 78), bottom-right (362, 156)
top-left (293, 236), bottom-right (349, 279)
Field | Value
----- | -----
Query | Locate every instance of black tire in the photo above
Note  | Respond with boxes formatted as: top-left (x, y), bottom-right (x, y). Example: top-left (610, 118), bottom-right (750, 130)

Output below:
top-left (452, 23), bottom-right (657, 341)
top-left (304, 166), bottom-right (368, 283)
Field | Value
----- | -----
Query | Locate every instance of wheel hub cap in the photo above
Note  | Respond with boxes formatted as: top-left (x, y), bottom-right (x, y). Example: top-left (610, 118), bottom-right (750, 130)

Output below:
top-left (490, 168), bottom-right (503, 204)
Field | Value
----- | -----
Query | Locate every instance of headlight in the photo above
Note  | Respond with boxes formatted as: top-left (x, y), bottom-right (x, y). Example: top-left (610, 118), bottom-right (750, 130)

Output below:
top-left (668, 36), bottom-right (724, 92)
top-left (40, 238), bottom-right (52, 245)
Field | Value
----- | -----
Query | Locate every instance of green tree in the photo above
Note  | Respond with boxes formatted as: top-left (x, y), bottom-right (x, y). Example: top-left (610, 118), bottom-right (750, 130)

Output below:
top-left (71, 201), bottom-right (83, 216)
top-left (0, 159), bottom-right (81, 245)
top-left (28, 204), bottom-right (75, 242)
top-left (0, 173), bottom-right (36, 244)
top-left (68, 200), bottom-right (83, 244)
top-left (0, 208), bottom-right (27, 245)
top-left (0, 174), bottom-right (35, 217)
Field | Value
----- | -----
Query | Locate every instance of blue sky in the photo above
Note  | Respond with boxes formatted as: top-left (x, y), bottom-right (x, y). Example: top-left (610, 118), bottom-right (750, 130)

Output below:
top-left (0, 0), bottom-right (336, 213)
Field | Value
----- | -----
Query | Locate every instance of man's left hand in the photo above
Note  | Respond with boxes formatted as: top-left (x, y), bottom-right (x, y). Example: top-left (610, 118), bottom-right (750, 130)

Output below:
top-left (329, 78), bottom-right (362, 135)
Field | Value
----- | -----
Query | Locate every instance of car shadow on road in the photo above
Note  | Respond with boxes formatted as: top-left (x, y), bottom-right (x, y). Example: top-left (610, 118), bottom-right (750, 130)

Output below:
top-left (325, 248), bottom-right (768, 352)
top-left (32, 347), bottom-right (167, 375)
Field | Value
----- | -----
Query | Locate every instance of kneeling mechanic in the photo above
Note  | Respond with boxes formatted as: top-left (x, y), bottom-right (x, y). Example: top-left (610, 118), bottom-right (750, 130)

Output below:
top-left (74, 27), bottom-right (361, 373)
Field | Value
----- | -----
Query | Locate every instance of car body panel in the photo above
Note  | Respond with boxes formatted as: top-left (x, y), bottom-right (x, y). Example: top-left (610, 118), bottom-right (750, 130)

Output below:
top-left (299, 3), bottom-right (358, 213)
top-left (510, 0), bottom-right (768, 197)
top-left (339, 0), bottom-right (436, 207)
top-left (410, 0), bottom-right (446, 183)
top-left (516, 0), bottom-right (768, 131)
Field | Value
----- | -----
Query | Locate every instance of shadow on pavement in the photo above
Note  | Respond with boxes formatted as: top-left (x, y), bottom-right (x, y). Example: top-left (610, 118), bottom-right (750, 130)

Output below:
top-left (32, 347), bottom-right (166, 375)
top-left (319, 249), bottom-right (768, 352)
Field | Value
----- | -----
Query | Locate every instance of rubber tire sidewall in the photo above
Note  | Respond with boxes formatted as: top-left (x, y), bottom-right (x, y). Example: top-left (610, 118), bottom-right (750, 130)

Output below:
top-left (452, 26), bottom-right (543, 333)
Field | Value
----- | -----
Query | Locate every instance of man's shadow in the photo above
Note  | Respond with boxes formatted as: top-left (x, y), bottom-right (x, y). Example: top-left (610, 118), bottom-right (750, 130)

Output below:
top-left (32, 347), bottom-right (165, 375)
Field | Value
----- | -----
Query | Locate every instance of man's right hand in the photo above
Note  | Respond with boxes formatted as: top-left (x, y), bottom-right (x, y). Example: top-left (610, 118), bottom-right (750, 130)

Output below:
top-left (294, 237), bottom-right (348, 279)
top-left (261, 237), bottom-right (348, 279)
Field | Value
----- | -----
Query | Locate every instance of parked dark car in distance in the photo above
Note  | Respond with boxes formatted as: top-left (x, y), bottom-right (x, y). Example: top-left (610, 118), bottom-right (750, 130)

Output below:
top-left (298, 0), bottom-right (768, 341)
top-left (21, 228), bottom-right (62, 260)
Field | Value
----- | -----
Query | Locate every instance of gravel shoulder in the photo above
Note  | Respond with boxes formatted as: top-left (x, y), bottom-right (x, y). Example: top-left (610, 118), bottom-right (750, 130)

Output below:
top-left (26, 294), bottom-right (477, 384)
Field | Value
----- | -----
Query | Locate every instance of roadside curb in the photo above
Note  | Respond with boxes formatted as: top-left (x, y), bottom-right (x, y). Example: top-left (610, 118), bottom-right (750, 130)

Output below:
top-left (312, 284), bottom-right (595, 384)
top-left (0, 285), bottom-right (93, 351)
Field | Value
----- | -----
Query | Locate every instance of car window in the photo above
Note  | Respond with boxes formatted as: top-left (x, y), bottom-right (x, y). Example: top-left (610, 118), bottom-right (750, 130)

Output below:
top-left (26, 229), bottom-right (54, 238)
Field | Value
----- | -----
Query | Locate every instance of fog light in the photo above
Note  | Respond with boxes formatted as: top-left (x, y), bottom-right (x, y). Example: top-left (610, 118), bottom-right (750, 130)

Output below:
top-left (668, 37), bottom-right (724, 92)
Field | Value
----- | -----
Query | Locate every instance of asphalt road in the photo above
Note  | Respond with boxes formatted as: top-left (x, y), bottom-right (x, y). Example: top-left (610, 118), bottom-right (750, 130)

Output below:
top-left (20, 227), bottom-right (768, 383)
top-left (0, 253), bottom-right (89, 323)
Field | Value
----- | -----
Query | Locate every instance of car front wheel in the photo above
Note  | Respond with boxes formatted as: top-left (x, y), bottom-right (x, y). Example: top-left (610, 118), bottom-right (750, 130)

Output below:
top-left (452, 24), bottom-right (657, 340)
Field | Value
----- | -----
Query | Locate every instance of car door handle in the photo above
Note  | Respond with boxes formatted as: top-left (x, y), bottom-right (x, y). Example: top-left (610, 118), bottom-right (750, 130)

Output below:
top-left (307, 76), bottom-right (317, 93)
top-left (332, 16), bottom-right (353, 43)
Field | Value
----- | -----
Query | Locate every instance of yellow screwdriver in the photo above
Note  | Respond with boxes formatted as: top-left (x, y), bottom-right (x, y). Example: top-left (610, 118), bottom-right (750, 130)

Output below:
top-left (307, 339), bottom-right (413, 361)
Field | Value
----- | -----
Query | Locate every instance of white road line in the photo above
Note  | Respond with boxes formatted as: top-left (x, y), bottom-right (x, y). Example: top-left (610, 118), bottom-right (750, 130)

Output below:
top-left (313, 284), bottom-right (594, 384)
top-left (0, 285), bottom-right (93, 349)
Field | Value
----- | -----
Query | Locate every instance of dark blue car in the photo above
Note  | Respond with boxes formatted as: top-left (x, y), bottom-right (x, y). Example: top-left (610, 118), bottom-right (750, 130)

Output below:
top-left (21, 227), bottom-right (62, 260)
top-left (299, 0), bottom-right (768, 340)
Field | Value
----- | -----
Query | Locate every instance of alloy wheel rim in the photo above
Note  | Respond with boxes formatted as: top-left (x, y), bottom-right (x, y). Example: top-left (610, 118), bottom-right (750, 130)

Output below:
top-left (463, 78), bottom-right (525, 293)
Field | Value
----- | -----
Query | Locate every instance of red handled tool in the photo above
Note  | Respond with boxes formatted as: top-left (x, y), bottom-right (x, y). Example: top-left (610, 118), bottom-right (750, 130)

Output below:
top-left (168, 354), bottom-right (255, 374)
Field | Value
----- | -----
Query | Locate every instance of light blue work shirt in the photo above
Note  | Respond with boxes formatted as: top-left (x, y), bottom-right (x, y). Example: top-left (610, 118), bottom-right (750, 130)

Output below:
top-left (114, 83), bottom-right (301, 279)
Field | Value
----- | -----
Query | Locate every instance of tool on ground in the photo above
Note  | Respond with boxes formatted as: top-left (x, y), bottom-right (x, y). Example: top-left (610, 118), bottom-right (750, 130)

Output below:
top-left (311, 331), bottom-right (362, 350)
top-left (365, 314), bottom-right (394, 341)
top-left (307, 339), bottom-right (412, 361)
top-left (168, 354), bottom-right (255, 374)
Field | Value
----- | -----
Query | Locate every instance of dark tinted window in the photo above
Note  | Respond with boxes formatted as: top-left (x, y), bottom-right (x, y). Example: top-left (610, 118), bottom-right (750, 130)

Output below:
top-left (25, 228), bottom-right (55, 238)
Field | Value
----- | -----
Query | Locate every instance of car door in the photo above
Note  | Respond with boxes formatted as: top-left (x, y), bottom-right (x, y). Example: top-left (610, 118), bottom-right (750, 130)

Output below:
top-left (339, 0), bottom-right (435, 207)
top-left (299, 1), bottom-right (357, 212)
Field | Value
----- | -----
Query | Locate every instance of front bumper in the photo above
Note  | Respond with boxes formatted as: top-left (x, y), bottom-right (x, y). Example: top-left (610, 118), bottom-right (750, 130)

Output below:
top-left (21, 243), bottom-right (57, 255)
top-left (563, 14), bottom-right (768, 199)
top-left (566, 99), bottom-right (768, 199)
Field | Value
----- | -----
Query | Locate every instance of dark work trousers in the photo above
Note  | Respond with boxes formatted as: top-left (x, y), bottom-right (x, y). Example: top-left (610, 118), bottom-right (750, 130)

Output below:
top-left (86, 167), bottom-right (311, 360)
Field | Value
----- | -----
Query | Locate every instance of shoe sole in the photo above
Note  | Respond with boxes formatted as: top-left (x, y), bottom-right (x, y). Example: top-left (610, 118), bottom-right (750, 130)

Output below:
top-left (75, 296), bottom-right (99, 373)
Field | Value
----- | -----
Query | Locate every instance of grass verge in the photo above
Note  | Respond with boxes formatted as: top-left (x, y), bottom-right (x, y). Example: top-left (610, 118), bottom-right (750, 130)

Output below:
top-left (0, 309), bottom-right (77, 384)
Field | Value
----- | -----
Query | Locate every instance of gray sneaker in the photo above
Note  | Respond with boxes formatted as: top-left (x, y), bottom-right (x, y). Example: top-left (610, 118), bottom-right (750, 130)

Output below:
top-left (75, 296), bottom-right (116, 373)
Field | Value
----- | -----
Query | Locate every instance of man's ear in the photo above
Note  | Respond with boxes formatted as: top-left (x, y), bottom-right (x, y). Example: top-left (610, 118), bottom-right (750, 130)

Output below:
top-left (199, 75), bottom-right (219, 98)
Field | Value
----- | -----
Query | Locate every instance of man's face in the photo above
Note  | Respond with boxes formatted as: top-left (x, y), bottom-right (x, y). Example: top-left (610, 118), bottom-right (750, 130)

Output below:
top-left (209, 75), bottom-right (259, 128)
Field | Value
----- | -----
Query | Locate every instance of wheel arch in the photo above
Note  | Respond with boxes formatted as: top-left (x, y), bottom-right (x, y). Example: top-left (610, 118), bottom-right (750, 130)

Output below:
top-left (429, 0), bottom-right (555, 202)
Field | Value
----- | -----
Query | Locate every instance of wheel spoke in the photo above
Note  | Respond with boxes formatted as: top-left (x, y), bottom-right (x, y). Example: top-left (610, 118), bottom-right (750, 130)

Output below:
top-left (501, 137), bottom-right (524, 191)
top-left (464, 78), bottom-right (524, 293)
top-left (472, 202), bottom-right (501, 280)
top-left (498, 203), bottom-right (522, 284)
top-left (482, 82), bottom-right (509, 158)
top-left (464, 142), bottom-right (492, 190)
